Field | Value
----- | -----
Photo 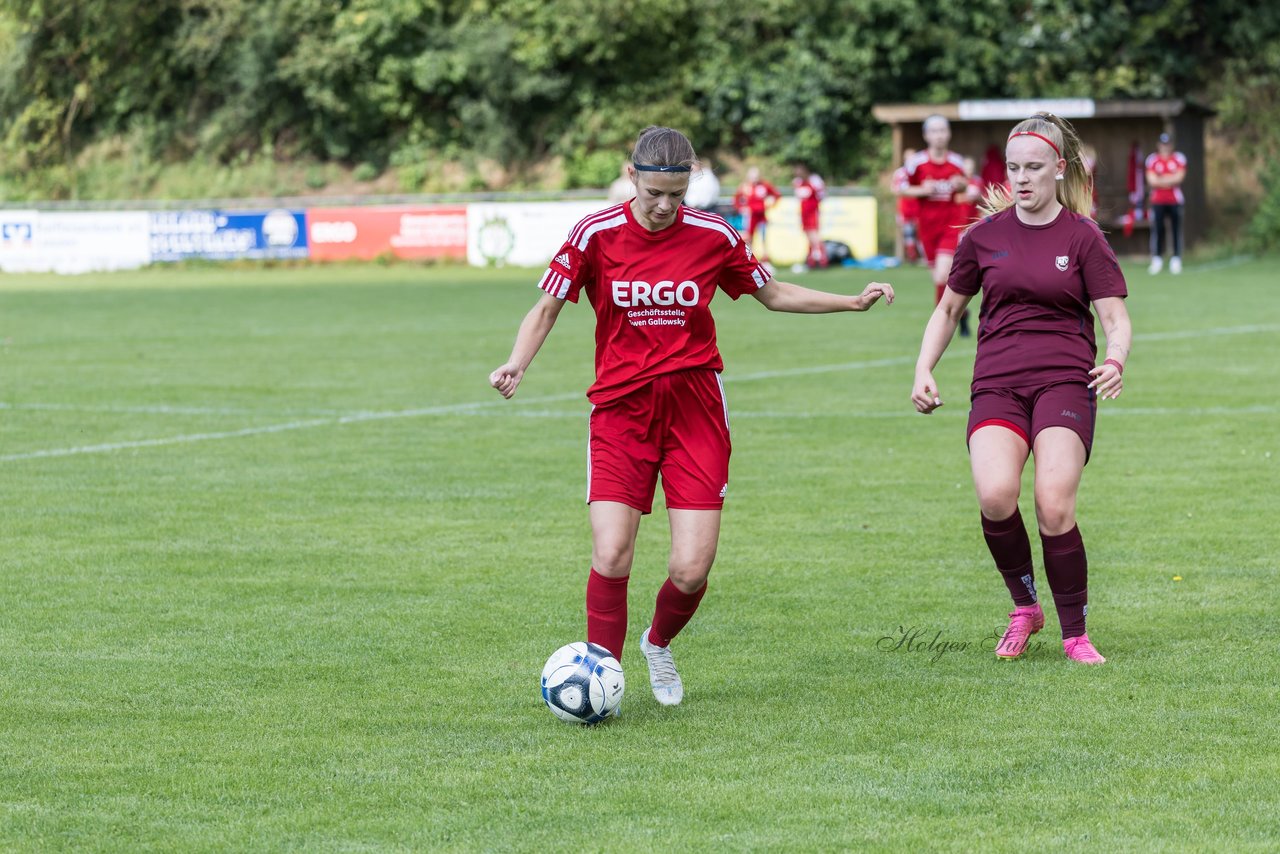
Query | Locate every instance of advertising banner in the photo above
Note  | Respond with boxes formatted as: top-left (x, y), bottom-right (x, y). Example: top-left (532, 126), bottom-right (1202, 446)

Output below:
top-left (758, 196), bottom-right (879, 266)
top-left (466, 201), bottom-right (604, 268)
top-left (465, 197), bottom-right (876, 268)
top-left (306, 206), bottom-right (468, 261)
top-left (150, 209), bottom-right (308, 261)
top-left (0, 210), bottom-right (39, 270)
top-left (0, 211), bottom-right (151, 274)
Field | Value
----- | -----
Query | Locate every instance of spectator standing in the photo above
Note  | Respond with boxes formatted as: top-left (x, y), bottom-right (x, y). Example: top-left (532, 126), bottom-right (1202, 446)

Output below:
top-left (1145, 132), bottom-right (1187, 275)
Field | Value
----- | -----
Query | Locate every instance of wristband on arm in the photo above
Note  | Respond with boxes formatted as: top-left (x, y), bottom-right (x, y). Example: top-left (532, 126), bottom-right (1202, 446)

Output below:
top-left (1103, 358), bottom-right (1124, 375)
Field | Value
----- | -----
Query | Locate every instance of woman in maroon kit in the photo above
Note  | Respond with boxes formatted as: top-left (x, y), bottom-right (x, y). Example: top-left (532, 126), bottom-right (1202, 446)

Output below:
top-left (911, 113), bottom-right (1132, 664)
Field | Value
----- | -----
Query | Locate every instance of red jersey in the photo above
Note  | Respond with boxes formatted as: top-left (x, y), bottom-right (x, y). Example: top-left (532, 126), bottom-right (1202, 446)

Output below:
top-left (954, 174), bottom-right (984, 227)
top-left (892, 166), bottom-right (919, 219)
top-left (948, 207), bottom-right (1128, 393)
top-left (793, 174), bottom-right (825, 217)
top-left (1145, 151), bottom-right (1187, 205)
top-left (734, 180), bottom-right (782, 215)
top-left (539, 203), bottom-right (772, 404)
top-left (905, 150), bottom-right (968, 225)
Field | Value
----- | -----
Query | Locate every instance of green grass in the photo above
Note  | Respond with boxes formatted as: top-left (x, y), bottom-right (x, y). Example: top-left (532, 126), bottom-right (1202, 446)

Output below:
top-left (0, 257), bottom-right (1277, 851)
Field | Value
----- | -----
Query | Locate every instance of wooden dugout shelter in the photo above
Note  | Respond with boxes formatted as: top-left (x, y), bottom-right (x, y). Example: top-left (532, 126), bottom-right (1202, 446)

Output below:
top-left (873, 98), bottom-right (1212, 257)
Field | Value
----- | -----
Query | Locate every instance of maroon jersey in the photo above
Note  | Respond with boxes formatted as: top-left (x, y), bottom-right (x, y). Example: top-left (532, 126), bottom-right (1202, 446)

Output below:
top-left (539, 203), bottom-right (771, 404)
top-left (947, 207), bottom-right (1127, 393)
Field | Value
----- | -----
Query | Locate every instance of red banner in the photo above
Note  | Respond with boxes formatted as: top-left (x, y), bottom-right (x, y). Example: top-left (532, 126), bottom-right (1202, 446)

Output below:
top-left (306, 206), bottom-right (468, 261)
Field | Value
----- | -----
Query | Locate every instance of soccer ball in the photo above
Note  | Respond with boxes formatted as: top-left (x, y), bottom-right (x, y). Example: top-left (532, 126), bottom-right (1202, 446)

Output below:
top-left (540, 641), bottom-right (624, 724)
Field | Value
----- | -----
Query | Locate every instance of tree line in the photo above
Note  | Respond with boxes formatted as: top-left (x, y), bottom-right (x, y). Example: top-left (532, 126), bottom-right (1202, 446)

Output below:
top-left (1, 0), bottom-right (1277, 245)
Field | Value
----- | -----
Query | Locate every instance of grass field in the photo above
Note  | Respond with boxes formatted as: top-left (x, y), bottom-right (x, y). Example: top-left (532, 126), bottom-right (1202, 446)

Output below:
top-left (0, 256), bottom-right (1277, 851)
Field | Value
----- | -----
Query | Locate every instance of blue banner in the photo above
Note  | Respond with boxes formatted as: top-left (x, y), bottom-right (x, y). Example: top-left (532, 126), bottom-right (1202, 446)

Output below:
top-left (150, 209), bottom-right (308, 261)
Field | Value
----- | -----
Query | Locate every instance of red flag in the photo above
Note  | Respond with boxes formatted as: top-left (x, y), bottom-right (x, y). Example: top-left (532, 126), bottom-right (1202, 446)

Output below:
top-left (1124, 141), bottom-right (1144, 236)
top-left (980, 144), bottom-right (1007, 192)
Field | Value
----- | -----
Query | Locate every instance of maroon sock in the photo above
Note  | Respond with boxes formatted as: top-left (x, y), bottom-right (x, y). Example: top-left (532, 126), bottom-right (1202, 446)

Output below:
top-left (1041, 526), bottom-right (1088, 639)
top-left (982, 509), bottom-right (1038, 606)
top-left (648, 579), bottom-right (707, 648)
top-left (586, 568), bottom-right (629, 659)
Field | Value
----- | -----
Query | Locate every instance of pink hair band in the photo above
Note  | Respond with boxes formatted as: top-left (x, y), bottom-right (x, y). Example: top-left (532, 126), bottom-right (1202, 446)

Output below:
top-left (1008, 130), bottom-right (1061, 157)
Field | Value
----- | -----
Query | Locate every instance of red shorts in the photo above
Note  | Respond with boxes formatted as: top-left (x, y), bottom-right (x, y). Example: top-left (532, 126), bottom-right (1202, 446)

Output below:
top-left (801, 209), bottom-right (820, 232)
top-left (917, 219), bottom-right (960, 263)
top-left (588, 369), bottom-right (732, 514)
top-left (966, 381), bottom-right (1098, 462)
top-left (746, 211), bottom-right (767, 239)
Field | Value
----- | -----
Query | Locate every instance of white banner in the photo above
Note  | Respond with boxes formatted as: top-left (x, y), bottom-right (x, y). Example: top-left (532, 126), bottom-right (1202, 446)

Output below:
top-left (958, 99), bottom-right (1097, 120)
top-left (0, 210), bottom-right (40, 270)
top-left (467, 200), bottom-right (605, 268)
top-left (0, 211), bottom-right (152, 274)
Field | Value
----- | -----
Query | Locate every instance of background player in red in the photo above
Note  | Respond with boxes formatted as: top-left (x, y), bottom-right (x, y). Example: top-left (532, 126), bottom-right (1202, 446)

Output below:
top-left (892, 148), bottom-right (924, 264)
top-left (1145, 132), bottom-right (1188, 275)
top-left (910, 113), bottom-right (1132, 665)
top-left (733, 166), bottom-right (782, 265)
top-left (895, 115), bottom-right (972, 336)
top-left (953, 156), bottom-right (983, 230)
top-left (792, 163), bottom-right (827, 268)
top-left (491, 126), bottom-right (895, 707)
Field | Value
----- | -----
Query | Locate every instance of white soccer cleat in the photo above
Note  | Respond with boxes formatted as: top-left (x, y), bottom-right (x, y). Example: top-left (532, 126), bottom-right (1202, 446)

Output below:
top-left (1169, 256), bottom-right (1182, 275)
top-left (1148, 256), bottom-right (1163, 275)
top-left (639, 626), bottom-right (684, 706)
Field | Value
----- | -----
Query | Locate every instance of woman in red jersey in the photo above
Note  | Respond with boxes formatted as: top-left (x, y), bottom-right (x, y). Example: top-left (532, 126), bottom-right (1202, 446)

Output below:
top-left (894, 115), bottom-right (973, 335)
top-left (911, 113), bottom-right (1132, 665)
top-left (792, 162), bottom-right (827, 268)
top-left (491, 126), bottom-right (894, 708)
top-left (733, 166), bottom-right (782, 264)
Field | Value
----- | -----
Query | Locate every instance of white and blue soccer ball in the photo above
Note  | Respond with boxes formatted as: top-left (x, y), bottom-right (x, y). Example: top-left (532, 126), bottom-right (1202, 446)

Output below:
top-left (540, 641), bottom-right (624, 724)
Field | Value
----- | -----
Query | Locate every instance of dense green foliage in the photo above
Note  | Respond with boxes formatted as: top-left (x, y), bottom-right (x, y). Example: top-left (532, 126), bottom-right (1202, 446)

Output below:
top-left (0, 260), bottom-right (1277, 848)
top-left (2, 0), bottom-right (1279, 229)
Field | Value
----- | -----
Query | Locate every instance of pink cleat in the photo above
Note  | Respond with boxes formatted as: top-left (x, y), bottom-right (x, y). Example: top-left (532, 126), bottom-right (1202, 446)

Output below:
top-left (1063, 633), bottom-right (1106, 664)
top-left (996, 604), bottom-right (1045, 659)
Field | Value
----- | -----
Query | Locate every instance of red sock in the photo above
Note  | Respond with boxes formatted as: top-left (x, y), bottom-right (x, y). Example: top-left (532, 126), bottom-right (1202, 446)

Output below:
top-left (647, 579), bottom-right (707, 648)
top-left (586, 568), bottom-right (629, 659)
top-left (934, 283), bottom-right (946, 304)
top-left (1041, 526), bottom-right (1088, 639)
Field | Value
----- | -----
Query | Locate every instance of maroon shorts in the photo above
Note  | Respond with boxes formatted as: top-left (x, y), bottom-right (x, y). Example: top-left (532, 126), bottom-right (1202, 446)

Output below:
top-left (588, 369), bottom-right (731, 514)
top-left (966, 381), bottom-right (1098, 462)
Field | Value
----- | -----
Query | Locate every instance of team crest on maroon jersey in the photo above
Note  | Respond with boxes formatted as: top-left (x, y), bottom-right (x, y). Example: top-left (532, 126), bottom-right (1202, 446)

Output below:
top-left (1055, 255), bottom-right (1069, 272)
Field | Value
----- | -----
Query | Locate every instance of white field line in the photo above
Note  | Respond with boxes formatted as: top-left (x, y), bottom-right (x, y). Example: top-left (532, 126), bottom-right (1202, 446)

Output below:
top-left (0, 392), bottom-right (583, 463)
top-left (1183, 253), bottom-right (1254, 274)
top-left (2, 323), bottom-right (1274, 463)
top-left (0, 401), bottom-right (345, 416)
top-left (435, 404), bottom-right (1280, 420)
top-left (1134, 324), bottom-right (1280, 342)
top-left (727, 356), bottom-right (914, 381)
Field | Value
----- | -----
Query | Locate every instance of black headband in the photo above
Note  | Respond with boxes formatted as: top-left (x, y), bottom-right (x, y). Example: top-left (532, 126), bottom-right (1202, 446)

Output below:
top-left (634, 163), bottom-right (691, 173)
